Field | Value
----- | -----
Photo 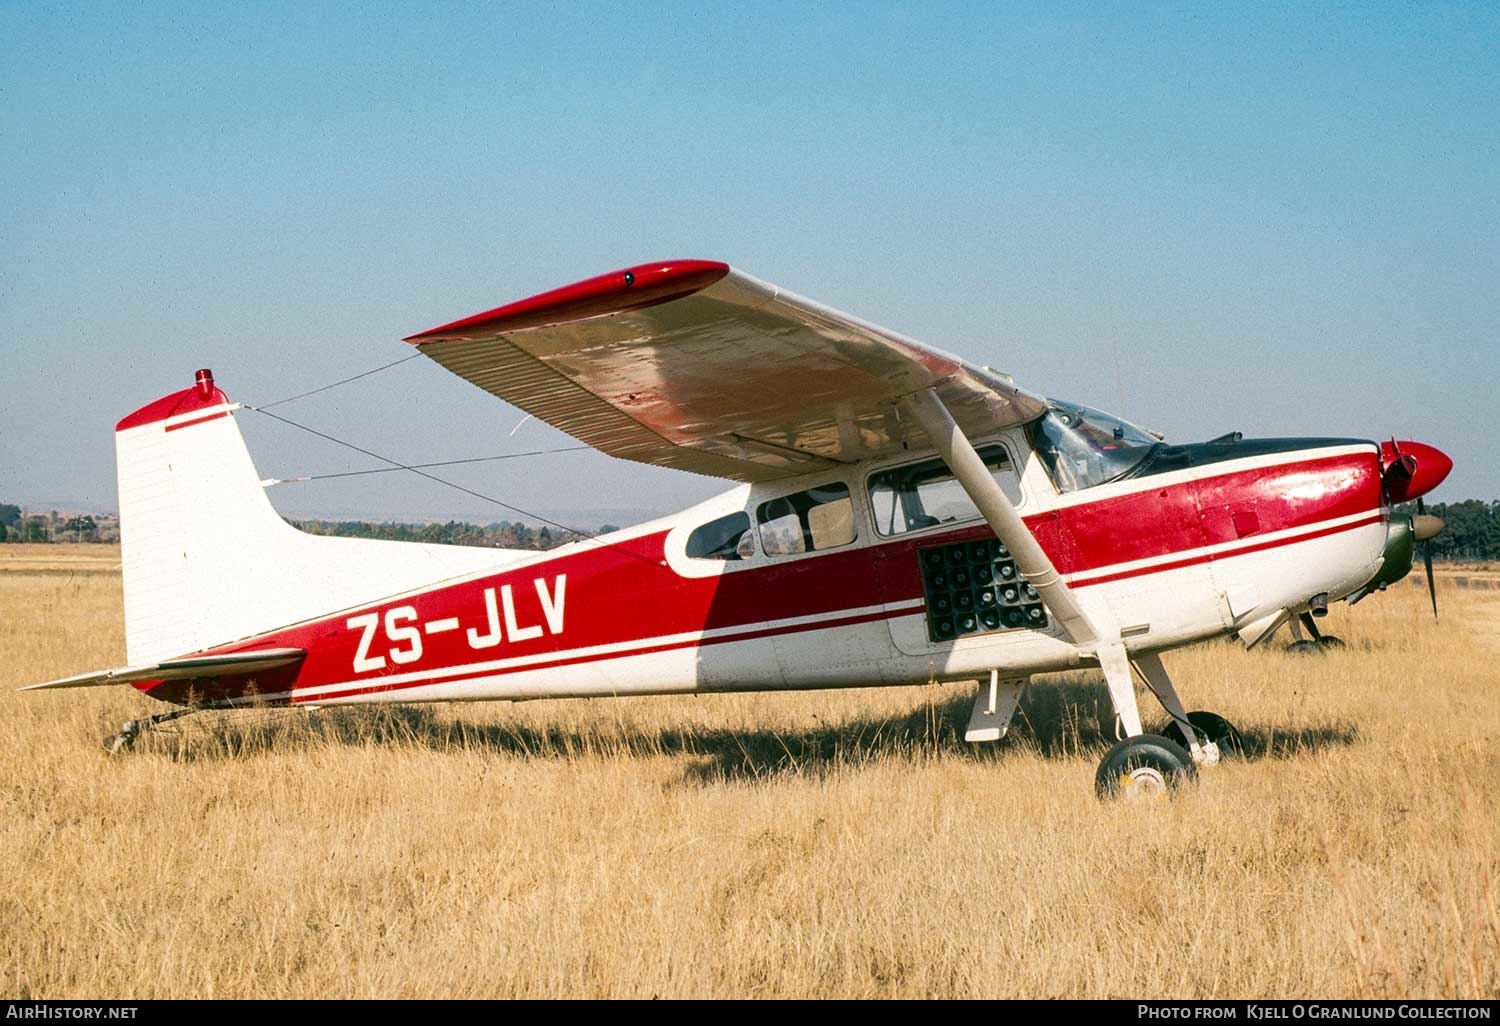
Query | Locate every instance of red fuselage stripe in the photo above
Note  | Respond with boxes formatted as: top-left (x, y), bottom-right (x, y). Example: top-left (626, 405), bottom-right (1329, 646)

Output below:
top-left (290, 607), bottom-right (899, 704)
top-left (284, 511), bottom-right (1381, 705)
top-left (1068, 512), bottom-right (1385, 588)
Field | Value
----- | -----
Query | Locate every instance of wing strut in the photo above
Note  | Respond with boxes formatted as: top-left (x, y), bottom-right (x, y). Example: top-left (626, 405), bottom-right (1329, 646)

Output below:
top-left (900, 387), bottom-right (1181, 743)
top-left (898, 388), bottom-right (1101, 648)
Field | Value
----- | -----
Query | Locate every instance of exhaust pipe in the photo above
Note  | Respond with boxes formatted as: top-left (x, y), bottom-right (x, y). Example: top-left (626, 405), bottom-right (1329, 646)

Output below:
top-left (1309, 592), bottom-right (1330, 618)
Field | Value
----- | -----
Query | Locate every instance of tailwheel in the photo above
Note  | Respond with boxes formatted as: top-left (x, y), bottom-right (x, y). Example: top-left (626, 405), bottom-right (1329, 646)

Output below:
top-left (1162, 711), bottom-right (1245, 758)
top-left (1095, 734), bottom-right (1198, 800)
top-left (102, 707), bottom-right (200, 754)
top-left (103, 728), bottom-right (139, 754)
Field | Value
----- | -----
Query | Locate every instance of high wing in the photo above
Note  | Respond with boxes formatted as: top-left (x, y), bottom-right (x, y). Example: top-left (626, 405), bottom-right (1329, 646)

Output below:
top-left (405, 260), bottom-right (1046, 482)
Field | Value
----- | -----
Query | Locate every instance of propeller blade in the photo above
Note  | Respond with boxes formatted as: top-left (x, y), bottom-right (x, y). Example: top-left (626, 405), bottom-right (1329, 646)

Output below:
top-left (1418, 496), bottom-right (1438, 620)
top-left (1423, 544), bottom-right (1437, 620)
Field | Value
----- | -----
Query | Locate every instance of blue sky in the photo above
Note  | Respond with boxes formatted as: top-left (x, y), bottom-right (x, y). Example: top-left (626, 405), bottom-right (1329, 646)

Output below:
top-left (3, 3), bottom-right (1496, 523)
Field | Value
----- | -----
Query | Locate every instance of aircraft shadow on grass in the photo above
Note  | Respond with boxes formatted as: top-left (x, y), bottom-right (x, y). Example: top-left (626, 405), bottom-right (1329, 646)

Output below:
top-left (142, 681), bottom-right (1360, 781)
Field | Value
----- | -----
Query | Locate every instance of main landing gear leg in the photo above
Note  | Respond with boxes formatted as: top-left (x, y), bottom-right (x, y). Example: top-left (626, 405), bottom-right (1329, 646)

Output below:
top-left (1134, 651), bottom-right (1245, 762)
top-left (1099, 642), bottom-right (1144, 739)
top-left (1093, 642), bottom-right (1198, 799)
top-left (104, 707), bottom-right (204, 754)
top-left (964, 670), bottom-right (1027, 743)
top-left (1133, 652), bottom-right (1217, 766)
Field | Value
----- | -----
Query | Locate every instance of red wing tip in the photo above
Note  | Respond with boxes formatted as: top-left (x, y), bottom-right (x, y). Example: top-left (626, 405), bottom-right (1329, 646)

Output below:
top-left (404, 259), bottom-right (731, 343)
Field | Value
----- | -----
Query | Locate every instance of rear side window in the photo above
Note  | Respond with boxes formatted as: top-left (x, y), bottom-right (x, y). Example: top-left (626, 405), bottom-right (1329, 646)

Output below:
top-left (868, 446), bottom-right (1021, 536)
top-left (756, 483), bottom-right (857, 556)
top-left (686, 512), bottom-right (755, 561)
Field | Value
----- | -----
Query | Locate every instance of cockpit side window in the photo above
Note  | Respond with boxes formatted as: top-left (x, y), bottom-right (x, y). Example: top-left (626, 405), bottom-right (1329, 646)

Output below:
top-left (1026, 399), bottom-right (1161, 493)
top-left (756, 483), bottom-right (856, 556)
top-left (867, 446), bottom-right (1020, 536)
top-left (686, 511), bottom-right (756, 561)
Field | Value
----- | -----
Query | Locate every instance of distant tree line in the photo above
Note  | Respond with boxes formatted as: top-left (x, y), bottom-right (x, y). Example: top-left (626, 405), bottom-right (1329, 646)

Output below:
top-left (0, 505), bottom-right (119, 543)
top-left (1398, 500), bottom-right (1500, 562)
top-left (0, 503), bottom-right (616, 548)
top-left (289, 518), bottom-right (621, 550)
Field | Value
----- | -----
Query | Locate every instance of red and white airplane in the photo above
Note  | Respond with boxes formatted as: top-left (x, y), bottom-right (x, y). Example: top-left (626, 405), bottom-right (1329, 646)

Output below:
top-left (26, 260), bottom-right (1453, 797)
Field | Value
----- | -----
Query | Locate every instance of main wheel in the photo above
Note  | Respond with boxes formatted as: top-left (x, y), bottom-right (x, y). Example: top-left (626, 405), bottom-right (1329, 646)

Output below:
top-left (1095, 734), bottom-right (1198, 800)
top-left (1162, 711), bottom-right (1245, 758)
top-left (1315, 635), bottom-right (1346, 650)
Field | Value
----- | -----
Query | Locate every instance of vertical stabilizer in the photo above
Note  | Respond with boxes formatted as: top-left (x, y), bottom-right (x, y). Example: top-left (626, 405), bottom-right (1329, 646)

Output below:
top-left (114, 370), bottom-right (516, 663)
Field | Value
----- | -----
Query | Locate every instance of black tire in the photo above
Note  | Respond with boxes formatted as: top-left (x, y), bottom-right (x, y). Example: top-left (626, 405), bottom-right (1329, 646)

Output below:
top-left (1162, 711), bottom-right (1245, 758)
top-left (1286, 639), bottom-right (1322, 654)
top-left (1095, 734), bottom-right (1198, 800)
top-left (1316, 635), bottom-right (1346, 649)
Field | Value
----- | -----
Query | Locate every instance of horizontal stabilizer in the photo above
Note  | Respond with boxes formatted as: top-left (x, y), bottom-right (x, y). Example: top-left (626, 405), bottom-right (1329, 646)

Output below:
top-left (20, 648), bottom-right (305, 692)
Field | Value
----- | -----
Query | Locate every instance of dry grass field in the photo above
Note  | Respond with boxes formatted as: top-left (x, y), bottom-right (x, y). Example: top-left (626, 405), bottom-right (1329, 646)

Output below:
top-left (1, 543), bottom-right (1496, 999)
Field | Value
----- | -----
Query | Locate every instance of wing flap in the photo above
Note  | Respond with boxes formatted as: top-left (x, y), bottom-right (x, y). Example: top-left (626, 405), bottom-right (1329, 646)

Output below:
top-left (408, 261), bottom-right (1045, 482)
top-left (20, 648), bottom-right (306, 692)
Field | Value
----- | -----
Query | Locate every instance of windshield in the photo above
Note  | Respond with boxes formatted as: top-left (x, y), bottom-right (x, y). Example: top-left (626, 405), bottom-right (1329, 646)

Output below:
top-left (1027, 399), bottom-right (1160, 492)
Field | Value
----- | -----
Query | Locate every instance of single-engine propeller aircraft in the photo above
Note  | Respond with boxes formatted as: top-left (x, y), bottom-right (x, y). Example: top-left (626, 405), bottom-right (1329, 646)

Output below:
top-left (24, 260), bottom-right (1454, 797)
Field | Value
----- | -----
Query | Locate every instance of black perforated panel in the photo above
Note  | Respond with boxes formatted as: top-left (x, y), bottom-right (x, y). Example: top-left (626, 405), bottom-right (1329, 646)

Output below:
top-left (918, 537), bottom-right (1048, 643)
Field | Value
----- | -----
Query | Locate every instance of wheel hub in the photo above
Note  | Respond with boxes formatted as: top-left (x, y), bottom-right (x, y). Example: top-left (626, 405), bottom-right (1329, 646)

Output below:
top-left (1121, 766), bottom-right (1169, 800)
top-left (1189, 739), bottom-right (1222, 767)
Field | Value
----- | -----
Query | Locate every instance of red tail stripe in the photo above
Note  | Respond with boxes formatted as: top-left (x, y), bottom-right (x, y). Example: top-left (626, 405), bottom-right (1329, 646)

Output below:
top-left (163, 410), bottom-right (230, 433)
